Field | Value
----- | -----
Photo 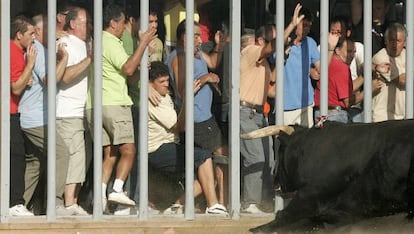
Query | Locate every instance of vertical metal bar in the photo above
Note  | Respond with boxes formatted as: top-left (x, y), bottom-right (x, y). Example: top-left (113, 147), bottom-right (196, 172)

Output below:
top-left (229, 0), bottom-right (241, 220)
top-left (1, 0), bottom-right (11, 223)
top-left (319, 0), bottom-right (329, 116)
top-left (274, 0), bottom-right (284, 213)
top-left (275, 0), bottom-right (285, 126)
top-left (406, 0), bottom-right (414, 118)
top-left (93, 0), bottom-right (103, 220)
top-left (185, 0), bottom-right (195, 220)
top-left (363, 0), bottom-right (373, 123)
top-left (47, 0), bottom-right (57, 221)
top-left (139, 0), bottom-right (150, 221)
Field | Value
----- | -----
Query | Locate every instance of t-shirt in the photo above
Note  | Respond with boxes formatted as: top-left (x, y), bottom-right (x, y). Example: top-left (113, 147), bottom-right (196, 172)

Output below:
top-left (349, 42), bottom-right (364, 81)
top-left (240, 44), bottom-right (271, 105)
top-left (284, 36), bottom-right (320, 110)
top-left (10, 41), bottom-right (26, 114)
top-left (318, 41), bottom-right (364, 81)
top-left (102, 31), bottom-right (132, 106)
top-left (19, 40), bottom-right (47, 128)
top-left (149, 38), bottom-right (164, 62)
top-left (56, 34), bottom-right (88, 118)
top-left (148, 95), bottom-right (178, 153)
top-left (166, 49), bottom-right (213, 123)
top-left (314, 56), bottom-right (352, 108)
top-left (120, 29), bottom-right (136, 56)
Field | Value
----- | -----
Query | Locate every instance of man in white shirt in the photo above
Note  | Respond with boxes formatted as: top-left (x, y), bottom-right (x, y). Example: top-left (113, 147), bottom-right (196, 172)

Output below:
top-left (56, 6), bottom-right (92, 215)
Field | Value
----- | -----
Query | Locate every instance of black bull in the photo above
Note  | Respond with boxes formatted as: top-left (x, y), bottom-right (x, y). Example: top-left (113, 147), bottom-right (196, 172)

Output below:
top-left (241, 120), bottom-right (414, 232)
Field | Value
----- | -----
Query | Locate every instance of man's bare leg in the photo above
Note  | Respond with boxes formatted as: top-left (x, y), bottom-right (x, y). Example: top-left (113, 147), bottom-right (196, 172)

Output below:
top-left (115, 143), bottom-right (136, 182)
top-left (214, 146), bottom-right (229, 206)
top-left (102, 145), bottom-right (118, 185)
top-left (197, 158), bottom-right (219, 207)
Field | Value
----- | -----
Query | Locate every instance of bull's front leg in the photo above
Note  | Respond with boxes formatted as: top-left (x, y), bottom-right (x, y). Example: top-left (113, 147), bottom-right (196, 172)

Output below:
top-left (251, 187), bottom-right (323, 233)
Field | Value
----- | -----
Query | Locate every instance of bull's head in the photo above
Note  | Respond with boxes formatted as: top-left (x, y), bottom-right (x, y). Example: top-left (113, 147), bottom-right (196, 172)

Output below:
top-left (240, 125), bottom-right (295, 139)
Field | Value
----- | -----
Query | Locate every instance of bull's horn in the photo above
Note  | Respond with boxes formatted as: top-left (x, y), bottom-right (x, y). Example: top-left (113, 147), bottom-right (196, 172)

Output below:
top-left (240, 125), bottom-right (294, 139)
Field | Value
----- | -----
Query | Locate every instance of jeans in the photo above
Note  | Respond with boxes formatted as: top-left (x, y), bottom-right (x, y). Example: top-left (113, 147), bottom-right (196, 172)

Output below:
top-left (349, 107), bottom-right (364, 123)
top-left (314, 109), bottom-right (350, 124)
top-left (239, 106), bottom-right (273, 206)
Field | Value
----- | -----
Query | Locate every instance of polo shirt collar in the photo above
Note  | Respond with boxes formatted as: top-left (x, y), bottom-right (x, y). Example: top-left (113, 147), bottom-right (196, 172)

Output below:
top-left (103, 31), bottom-right (122, 44)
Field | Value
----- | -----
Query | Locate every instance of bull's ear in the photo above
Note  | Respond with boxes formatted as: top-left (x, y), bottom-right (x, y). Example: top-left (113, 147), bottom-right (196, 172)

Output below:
top-left (240, 125), bottom-right (294, 139)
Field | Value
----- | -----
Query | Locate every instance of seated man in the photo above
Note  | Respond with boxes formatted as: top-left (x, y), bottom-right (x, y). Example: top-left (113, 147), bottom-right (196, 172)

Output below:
top-left (147, 61), bottom-right (227, 215)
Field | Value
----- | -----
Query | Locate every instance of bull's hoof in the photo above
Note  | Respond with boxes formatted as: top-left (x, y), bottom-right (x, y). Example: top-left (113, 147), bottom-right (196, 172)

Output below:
top-left (250, 219), bottom-right (278, 233)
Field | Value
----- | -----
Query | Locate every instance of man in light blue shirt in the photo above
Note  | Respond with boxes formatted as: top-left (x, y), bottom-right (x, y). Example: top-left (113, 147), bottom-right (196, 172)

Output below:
top-left (283, 7), bottom-right (320, 127)
top-left (19, 14), bottom-right (71, 215)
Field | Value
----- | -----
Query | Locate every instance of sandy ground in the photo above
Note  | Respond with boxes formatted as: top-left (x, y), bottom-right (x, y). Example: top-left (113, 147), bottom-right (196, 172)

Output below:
top-left (252, 213), bottom-right (414, 234)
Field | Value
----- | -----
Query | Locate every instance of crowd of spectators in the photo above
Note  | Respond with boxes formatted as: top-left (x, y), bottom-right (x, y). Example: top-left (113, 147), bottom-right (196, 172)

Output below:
top-left (5, 0), bottom-right (409, 217)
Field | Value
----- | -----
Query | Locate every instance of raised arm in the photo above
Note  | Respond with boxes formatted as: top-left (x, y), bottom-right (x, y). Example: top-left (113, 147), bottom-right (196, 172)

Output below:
top-left (202, 30), bottom-right (226, 70)
top-left (122, 26), bottom-right (157, 76)
top-left (284, 3), bottom-right (304, 45)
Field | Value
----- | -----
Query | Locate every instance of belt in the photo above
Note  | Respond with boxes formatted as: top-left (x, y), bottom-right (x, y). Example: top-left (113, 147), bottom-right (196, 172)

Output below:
top-left (240, 101), bottom-right (263, 113)
top-left (314, 106), bottom-right (346, 111)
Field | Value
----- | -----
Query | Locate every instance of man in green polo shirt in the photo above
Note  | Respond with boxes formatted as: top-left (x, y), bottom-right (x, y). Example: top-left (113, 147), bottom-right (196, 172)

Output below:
top-left (100, 3), bottom-right (156, 209)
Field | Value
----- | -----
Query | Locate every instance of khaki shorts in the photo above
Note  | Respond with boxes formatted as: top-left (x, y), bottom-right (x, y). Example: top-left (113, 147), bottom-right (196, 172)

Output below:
top-left (86, 106), bottom-right (135, 146)
top-left (56, 118), bottom-right (86, 184)
top-left (102, 105), bottom-right (135, 146)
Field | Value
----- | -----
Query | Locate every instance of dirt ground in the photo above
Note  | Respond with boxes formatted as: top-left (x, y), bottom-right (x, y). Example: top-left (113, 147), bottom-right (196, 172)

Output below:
top-left (329, 213), bottom-right (414, 234)
top-left (252, 213), bottom-right (414, 234)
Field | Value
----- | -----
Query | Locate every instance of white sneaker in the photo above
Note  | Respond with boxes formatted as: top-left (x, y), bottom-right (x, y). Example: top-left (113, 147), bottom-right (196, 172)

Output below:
top-left (114, 206), bottom-right (131, 216)
top-left (205, 203), bottom-right (228, 215)
top-left (9, 204), bottom-right (34, 216)
top-left (242, 204), bottom-right (265, 214)
top-left (162, 204), bottom-right (183, 215)
top-left (148, 206), bottom-right (160, 215)
top-left (108, 191), bottom-right (136, 207)
top-left (66, 204), bottom-right (88, 216)
top-left (56, 205), bottom-right (76, 216)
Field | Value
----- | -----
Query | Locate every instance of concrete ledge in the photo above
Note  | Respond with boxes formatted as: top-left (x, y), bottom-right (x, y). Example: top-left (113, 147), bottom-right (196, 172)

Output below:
top-left (0, 214), bottom-right (275, 233)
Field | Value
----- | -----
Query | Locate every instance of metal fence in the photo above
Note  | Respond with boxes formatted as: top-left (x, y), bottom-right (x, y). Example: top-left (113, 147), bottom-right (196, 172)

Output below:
top-left (1, 0), bottom-right (413, 223)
